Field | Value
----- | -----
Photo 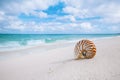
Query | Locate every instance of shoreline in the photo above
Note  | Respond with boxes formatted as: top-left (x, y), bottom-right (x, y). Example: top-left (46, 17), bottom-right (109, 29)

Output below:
top-left (0, 35), bottom-right (119, 52)
top-left (0, 36), bottom-right (120, 60)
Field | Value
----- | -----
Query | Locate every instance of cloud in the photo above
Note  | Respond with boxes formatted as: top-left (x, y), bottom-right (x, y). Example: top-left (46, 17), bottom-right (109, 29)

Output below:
top-left (30, 11), bottom-right (48, 18)
top-left (63, 6), bottom-right (88, 18)
top-left (0, 11), bottom-right (5, 21)
top-left (62, 0), bottom-right (120, 24)
top-left (0, 15), bottom-right (26, 31)
top-left (0, 0), bottom-right (120, 34)
top-left (61, 0), bottom-right (82, 8)
top-left (63, 6), bottom-right (79, 15)
top-left (80, 22), bottom-right (93, 30)
top-left (0, 0), bottom-right (59, 15)
top-left (95, 3), bottom-right (120, 24)
top-left (8, 21), bottom-right (25, 31)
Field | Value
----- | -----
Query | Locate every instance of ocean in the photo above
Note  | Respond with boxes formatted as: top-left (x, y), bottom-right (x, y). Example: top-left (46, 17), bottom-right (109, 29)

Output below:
top-left (0, 34), bottom-right (120, 51)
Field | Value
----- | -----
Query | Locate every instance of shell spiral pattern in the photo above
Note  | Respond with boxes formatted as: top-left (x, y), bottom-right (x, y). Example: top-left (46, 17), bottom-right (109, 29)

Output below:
top-left (74, 40), bottom-right (96, 59)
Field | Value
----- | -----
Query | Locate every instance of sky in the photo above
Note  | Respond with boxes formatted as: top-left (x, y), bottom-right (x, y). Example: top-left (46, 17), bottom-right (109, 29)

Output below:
top-left (0, 0), bottom-right (120, 34)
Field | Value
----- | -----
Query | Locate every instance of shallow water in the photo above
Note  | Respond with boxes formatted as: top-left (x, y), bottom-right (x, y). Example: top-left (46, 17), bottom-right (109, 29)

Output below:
top-left (0, 34), bottom-right (119, 51)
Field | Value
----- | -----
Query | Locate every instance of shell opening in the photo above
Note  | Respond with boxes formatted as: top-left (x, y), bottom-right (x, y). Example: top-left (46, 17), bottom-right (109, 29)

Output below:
top-left (82, 50), bottom-right (87, 56)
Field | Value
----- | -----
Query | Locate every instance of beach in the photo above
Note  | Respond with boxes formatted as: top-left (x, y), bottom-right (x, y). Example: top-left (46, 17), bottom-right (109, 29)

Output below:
top-left (0, 36), bottom-right (120, 80)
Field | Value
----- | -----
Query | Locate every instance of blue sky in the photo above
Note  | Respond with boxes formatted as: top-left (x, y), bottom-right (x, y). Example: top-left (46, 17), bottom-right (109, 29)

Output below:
top-left (0, 0), bottom-right (120, 34)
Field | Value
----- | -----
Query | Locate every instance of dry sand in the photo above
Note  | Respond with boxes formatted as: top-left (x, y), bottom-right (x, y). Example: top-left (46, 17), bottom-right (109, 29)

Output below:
top-left (0, 37), bottom-right (120, 80)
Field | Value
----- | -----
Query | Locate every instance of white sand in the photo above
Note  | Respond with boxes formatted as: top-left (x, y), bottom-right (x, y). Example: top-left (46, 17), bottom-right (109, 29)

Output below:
top-left (0, 37), bottom-right (120, 80)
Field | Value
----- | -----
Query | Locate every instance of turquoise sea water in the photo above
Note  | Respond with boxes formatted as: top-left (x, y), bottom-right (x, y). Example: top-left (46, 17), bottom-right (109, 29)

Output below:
top-left (0, 34), bottom-right (120, 51)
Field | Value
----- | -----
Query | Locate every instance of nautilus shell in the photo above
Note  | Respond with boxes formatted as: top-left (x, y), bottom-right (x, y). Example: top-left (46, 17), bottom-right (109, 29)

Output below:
top-left (74, 40), bottom-right (96, 59)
